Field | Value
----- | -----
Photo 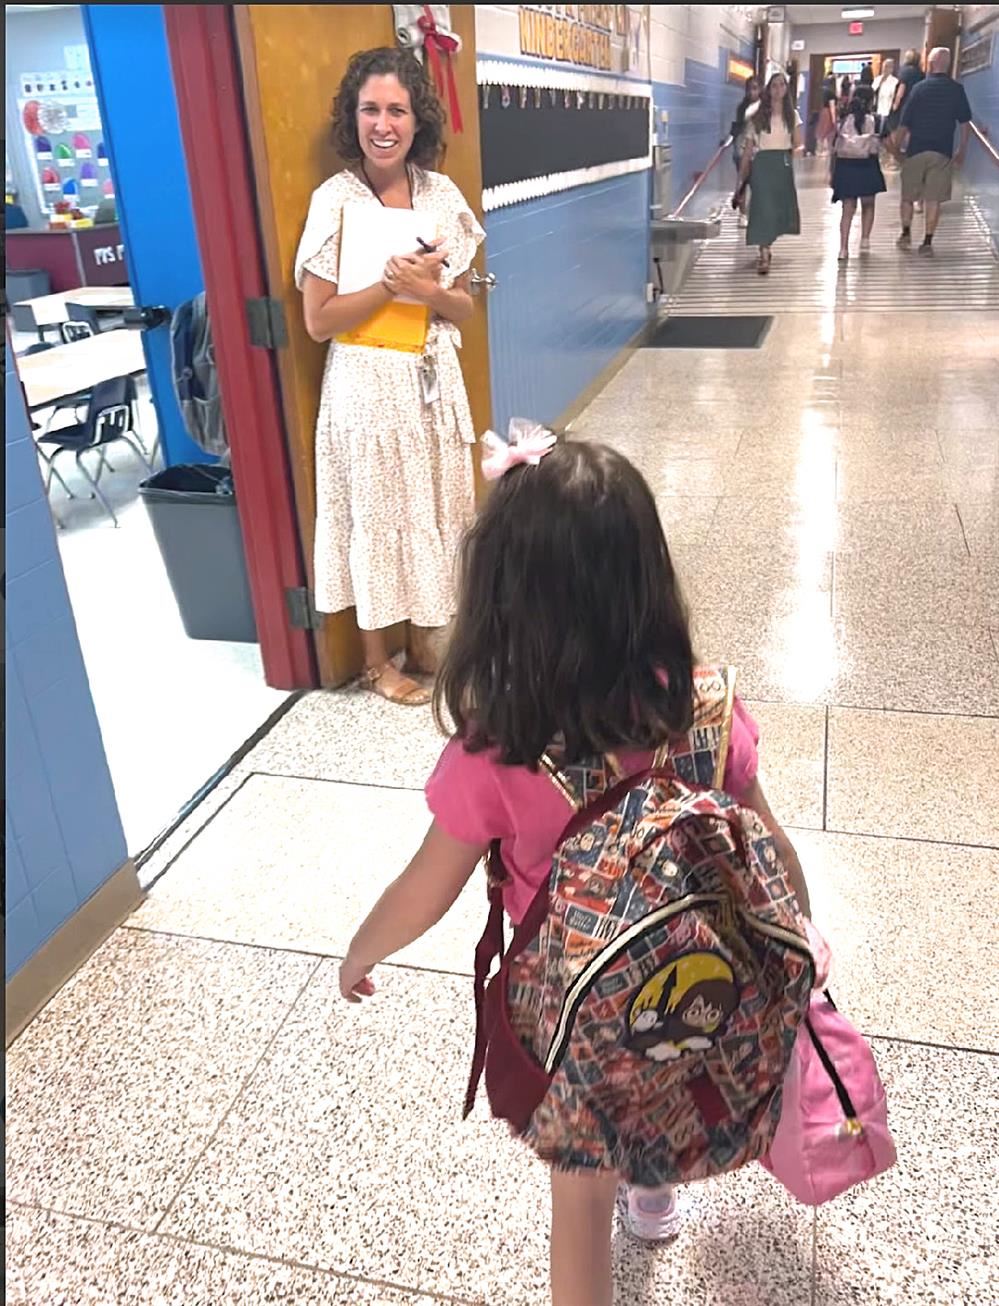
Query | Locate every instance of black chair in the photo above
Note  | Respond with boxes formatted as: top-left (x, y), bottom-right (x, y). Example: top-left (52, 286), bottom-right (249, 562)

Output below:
top-left (21, 341), bottom-right (93, 429)
top-left (36, 375), bottom-right (153, 527)
top-left (67, 302), bottom-right (105, 334)
top-left (60, 320), bottom-right (94, 344)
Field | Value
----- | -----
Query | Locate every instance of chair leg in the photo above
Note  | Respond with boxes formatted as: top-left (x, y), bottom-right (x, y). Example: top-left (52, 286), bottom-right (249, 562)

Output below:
top-left (94, 448), bottom-right (116, 481)
top-left (119, 434), bottom-right (155, 476)
top-left (38, 449), bottom-right (76, 499)
top-left (76, 451), bottom-right (119, 527)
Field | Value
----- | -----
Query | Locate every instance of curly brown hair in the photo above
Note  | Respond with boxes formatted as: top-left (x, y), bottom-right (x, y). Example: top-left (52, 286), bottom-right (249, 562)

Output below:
top-left (331, 47), bottom-right (446, 170)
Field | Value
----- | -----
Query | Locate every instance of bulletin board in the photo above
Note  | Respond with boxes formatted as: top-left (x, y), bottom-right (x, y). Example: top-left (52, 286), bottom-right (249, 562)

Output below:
top-left (477, 60), bottom-right (652, 212)
top-left (17, 64), bottom-right (115, 218)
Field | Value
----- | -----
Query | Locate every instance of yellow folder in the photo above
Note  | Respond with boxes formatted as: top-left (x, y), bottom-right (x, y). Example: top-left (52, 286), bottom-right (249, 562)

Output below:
top-left (338, 299), bottom-right (428, 353)
top-left (335, 201), bottom-right (432, 354)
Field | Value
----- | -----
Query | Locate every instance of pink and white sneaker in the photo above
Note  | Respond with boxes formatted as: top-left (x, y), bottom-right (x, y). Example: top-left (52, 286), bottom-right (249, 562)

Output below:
top-left (617, 1184), bottom-right (682, 1242)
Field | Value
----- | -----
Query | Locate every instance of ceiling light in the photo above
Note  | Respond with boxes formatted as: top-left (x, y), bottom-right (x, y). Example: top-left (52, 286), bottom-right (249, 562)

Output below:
top-left (842, 8), bottom-right (875, 17)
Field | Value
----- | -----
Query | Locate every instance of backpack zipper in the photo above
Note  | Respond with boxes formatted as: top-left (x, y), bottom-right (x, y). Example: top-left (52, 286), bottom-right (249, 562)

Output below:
top-left (543, 897), bottom-right (814, 1075)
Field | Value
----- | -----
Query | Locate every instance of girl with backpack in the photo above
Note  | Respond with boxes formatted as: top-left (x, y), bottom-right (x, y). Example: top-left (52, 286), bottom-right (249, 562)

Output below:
top-left (339, 436), bottom-right (816, 1306)
top-left (831, 84), bottom-right (886, 262)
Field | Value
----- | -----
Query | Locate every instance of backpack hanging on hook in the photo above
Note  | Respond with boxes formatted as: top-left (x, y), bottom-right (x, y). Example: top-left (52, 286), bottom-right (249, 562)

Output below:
top-left (392, 5), bottom-right (464, 134)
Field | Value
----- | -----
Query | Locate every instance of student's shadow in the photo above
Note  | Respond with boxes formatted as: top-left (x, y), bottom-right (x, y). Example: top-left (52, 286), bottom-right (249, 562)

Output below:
top-left (611, 1185), bottom-right (816, 1303)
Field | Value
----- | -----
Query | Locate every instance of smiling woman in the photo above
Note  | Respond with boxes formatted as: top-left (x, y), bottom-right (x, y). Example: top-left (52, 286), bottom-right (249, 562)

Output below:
top-left (296, 47), bottom-right (484, 707)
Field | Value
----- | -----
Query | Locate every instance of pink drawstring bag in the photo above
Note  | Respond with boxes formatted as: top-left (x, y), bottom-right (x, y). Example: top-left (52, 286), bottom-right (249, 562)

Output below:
top-left (761, 990), bottom-right (897, 1205)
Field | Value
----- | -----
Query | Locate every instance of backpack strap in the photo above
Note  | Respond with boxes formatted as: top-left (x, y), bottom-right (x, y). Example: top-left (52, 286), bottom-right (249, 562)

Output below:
top-left (653, 665), bottom-right (737, 788)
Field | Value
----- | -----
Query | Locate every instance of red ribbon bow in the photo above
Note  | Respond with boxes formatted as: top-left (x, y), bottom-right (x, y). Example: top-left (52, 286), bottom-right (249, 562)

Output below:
top-left (418, 5), bottom-right (463, 134)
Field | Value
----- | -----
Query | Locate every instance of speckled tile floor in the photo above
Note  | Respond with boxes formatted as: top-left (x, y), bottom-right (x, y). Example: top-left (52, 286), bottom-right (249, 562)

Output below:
top-left (7, 179), bottom-right (999, 1304)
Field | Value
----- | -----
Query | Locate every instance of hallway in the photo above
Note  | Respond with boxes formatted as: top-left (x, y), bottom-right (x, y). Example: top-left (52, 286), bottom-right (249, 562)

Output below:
top-left (6, 170), bottom-right (999, 1303)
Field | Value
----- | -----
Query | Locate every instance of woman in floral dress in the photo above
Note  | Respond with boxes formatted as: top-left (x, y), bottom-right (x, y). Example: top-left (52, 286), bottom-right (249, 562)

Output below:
top-left (296, 47), bottom-right (483, 706)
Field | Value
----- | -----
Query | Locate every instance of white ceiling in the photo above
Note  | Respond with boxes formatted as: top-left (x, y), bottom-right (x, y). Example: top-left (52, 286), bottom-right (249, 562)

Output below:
top-left (5, 4), bottom-right (76, 12)
top-left (785, 5), bottom-right (929, 23)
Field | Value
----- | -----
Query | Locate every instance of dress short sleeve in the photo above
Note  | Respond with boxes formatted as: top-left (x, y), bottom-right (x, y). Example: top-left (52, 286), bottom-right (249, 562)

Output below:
top-left (425, 737), bottom-right (511, 848)
top-left (433, 173), bottom-right (485, 285)
top-left (295, 175), bottom-right (349, 290)
top-left (722, 697), bottom-right (760, 800)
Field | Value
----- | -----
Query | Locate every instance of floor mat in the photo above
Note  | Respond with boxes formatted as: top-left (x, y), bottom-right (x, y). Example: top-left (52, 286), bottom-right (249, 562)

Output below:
top-left (646, 315), bottom-right (773, 349)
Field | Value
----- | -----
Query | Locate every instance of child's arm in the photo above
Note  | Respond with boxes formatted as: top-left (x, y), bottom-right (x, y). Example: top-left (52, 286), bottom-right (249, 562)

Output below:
top-left (740, 776), bottom-right (812, 917)
top-left (339, 820), bottom-right (487, 1001)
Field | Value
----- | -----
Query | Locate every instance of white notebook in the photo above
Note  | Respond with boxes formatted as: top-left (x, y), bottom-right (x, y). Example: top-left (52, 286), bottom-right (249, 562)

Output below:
top-left (337, 201), bottom-right (437, 305)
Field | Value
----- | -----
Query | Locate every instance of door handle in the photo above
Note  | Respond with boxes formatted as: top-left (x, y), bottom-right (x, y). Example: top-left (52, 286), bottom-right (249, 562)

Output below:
top-left (469, 269), bottom-right (497, 294)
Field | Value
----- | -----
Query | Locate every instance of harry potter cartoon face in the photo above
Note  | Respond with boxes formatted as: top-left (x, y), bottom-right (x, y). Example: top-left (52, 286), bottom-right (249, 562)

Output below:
top-left (627, 953), bottom-right (740, 1062)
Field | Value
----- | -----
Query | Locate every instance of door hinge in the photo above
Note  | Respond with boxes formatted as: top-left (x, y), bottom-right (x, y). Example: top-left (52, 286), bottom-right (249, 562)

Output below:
top-left (246, 296), bottom-right (288, 349)
top-left (285, 586), bottom-right (321, 631)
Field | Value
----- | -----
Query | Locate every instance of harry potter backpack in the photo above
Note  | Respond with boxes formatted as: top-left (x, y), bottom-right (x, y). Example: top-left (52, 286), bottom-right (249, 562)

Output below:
top-left (465, 666), bottom-right (815, 1187)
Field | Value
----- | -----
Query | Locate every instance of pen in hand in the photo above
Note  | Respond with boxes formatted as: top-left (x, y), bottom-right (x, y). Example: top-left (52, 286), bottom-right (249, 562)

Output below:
top-left (417, 236), bottom-right (449, 268)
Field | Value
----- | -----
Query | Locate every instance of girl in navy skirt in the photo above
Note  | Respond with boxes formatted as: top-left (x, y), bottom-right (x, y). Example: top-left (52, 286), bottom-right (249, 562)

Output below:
top-left (831, 85), bottom-right (886, 261)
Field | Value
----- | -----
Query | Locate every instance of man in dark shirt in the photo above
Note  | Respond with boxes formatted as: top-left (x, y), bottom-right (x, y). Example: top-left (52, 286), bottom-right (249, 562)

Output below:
top-left (894, 47), bottom-right (972, 254)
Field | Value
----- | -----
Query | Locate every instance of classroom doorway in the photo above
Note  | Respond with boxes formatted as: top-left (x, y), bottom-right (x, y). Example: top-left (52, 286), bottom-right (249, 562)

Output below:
top-left (5, 3), bottom-right (290, 860)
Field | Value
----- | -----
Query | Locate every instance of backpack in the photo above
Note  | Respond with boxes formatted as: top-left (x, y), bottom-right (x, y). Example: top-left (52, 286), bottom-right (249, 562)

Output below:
top-left (465, 666), bottom-right (815, 1188)
top-left (170, 292), bottom-right (229, 460)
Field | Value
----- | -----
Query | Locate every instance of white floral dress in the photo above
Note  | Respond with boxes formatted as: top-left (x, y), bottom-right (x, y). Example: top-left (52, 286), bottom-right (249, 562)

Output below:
top-left (295, 168), bottom-right (484, 630)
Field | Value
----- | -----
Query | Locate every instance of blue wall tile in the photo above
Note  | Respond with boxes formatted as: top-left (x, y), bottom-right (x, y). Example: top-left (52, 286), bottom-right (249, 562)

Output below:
top-left (5, 898), bottom-right (42, 979)
top-left (486, 172), bottom-right (650, 433)
top-left (5, 818), bottom-right (30, 915)
top-left (480, 42), bottom-right (751, 434)
top-left (961, 21), bottom-right (999, 250)
top-left (656, 47), bottom-right (753, 222)
top-left (30, 864), bottom-right (80, 943)
top-left (6, 496), bottom-right (59, 580)
top-left (5, 333), bottom-right (127, 982)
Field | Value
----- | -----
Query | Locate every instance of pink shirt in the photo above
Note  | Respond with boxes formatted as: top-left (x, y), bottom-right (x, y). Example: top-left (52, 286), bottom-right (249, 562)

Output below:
top-left (425, 699), bottom-right (760, 923)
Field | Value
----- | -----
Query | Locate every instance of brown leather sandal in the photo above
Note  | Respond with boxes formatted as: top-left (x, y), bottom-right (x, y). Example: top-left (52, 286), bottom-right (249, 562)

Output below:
top-left (362, 662), bottom-right (431, 707)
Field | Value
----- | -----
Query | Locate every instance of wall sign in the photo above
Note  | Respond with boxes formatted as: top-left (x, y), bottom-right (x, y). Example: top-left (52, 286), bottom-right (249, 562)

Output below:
top-left (477, 59), bottom-right (651, 211)
top-left (958, 33), bottom-right (994, 76)
top-left (728, 55), bottom-right (755, 84)
top-left (519, 5), bottom-right (615, 71)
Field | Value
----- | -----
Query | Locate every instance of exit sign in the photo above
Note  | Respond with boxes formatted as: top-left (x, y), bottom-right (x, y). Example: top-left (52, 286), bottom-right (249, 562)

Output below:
top-left (849, 20), bottom-right (864, 34)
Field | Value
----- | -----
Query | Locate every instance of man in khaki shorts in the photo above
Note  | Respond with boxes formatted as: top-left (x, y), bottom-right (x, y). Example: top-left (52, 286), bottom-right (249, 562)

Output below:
top-left (894, 47), bottom-right (972, 255)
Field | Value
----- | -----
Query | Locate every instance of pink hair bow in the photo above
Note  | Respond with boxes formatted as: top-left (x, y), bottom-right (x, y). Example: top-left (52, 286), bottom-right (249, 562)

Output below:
top-left (480, 419), bottom-right (557, 481)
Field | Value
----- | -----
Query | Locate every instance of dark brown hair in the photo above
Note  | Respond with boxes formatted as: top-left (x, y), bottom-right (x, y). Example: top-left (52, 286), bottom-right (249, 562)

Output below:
top-left (434, 441), bottom-right (695, 767)
top-left (331, 47), bottom-right (445, 170)
top-left (758, 72), bottom-right (795, 135)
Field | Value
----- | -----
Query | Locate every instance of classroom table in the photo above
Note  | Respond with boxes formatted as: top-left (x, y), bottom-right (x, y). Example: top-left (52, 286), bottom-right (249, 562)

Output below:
top-left (17, 328), bottom-right (147, 411)
top-left (13, 286), bottom-right (135, 341)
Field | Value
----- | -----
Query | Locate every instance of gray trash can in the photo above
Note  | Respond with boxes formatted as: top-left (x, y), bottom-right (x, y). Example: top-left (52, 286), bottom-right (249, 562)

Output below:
top-left (139, 464), bottom-right (257, 642)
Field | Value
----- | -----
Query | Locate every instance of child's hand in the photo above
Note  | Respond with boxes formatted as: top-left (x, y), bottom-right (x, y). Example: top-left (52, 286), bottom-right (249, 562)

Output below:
top-left (339, 953), bottom-right (376, 1003)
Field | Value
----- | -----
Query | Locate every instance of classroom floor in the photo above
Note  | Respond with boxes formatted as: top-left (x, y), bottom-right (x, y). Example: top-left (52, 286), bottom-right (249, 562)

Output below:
top-left (13, 331), bottom-right (288, 856)
top-left (6, 171), bottom-right (999, 1303)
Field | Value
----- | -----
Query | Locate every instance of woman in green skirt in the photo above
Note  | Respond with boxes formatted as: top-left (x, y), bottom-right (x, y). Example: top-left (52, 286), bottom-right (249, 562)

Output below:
top-left (735, 71), bottom-right (801, 275)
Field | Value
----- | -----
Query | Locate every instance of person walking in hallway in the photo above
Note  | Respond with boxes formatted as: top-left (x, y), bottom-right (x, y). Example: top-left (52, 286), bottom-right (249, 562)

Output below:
top-left (873, 58), bottom-right (899, 167)
top-left (893, 47), bottom-right (972, 255)
top-left (817, 72), bottom-right (838, 155)
top-left (736, 71), bottom-right (802, 276)
top-left (731, 75), bottom-right (761, 228)
top-left (831, 85), bottom-right (885, 262)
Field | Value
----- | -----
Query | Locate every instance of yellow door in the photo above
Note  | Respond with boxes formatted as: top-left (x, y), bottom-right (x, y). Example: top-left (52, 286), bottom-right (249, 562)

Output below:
top-left (234, 4), bottom-right (490, 686)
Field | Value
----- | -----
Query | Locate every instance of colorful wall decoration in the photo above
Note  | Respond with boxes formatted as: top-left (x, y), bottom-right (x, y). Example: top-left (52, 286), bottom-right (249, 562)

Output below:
top-left (17, 71), bottom-right (113, 218)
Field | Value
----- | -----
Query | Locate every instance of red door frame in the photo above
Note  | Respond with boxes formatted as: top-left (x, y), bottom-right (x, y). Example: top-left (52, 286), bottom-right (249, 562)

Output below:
top-left (163, 5), bottom-right (317, 690)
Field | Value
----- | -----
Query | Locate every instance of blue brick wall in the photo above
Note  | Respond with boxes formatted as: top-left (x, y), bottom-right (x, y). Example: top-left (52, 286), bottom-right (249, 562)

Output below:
top-left (656, 46), bottom-right (754, 221)
top-left (481, 39), bottom-right (752, 432)
top-left (5, 338), bottom-right (128, 981)
top-left (486, 171), bottom-right (650, 433)
top-left (961, 19), bottom-right (999, 252)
